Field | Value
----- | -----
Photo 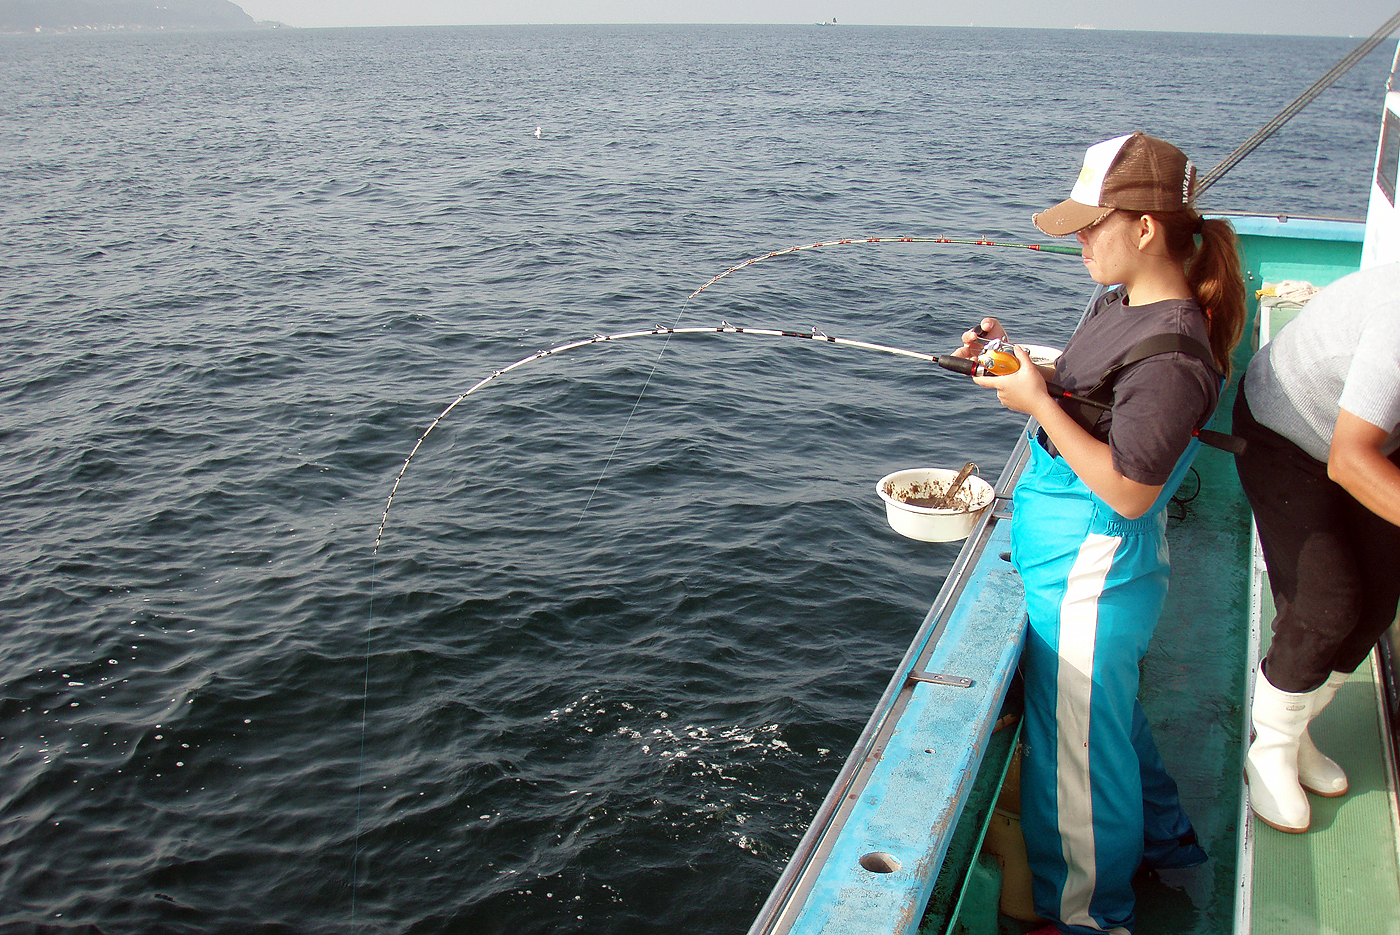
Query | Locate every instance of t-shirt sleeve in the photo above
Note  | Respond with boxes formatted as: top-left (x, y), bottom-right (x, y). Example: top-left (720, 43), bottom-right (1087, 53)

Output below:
top-left (1339, 317), bottom-right (1400, 434)
top-left (1107, 356), bottom-right (1218, 486)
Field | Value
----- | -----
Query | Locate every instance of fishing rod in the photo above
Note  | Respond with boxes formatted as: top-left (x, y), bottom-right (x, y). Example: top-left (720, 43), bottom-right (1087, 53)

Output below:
top-left (687, 236), bottom-right (1082, 301)
top-left (367, 2), bottom-right (1400, 548)
top-left (371, 321), bottom-right (1101, 555)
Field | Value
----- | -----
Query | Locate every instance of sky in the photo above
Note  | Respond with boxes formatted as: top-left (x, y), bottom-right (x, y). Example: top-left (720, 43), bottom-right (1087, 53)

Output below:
top-left (231, 1), bottom-right (1398, 37)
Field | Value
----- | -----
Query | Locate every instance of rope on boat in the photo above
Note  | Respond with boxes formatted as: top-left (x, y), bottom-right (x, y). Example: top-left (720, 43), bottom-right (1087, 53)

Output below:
top-left (1197, 10), bottom-right (1400, 195)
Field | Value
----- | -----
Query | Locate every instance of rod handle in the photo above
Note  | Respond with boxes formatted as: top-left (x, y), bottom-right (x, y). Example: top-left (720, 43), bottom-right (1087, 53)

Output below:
top-left (935, 355), bottom-right (977, 376)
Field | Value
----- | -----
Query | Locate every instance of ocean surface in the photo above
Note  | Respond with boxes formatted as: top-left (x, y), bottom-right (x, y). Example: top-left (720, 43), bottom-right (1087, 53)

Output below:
top-left (0, 23), bottom-right (1391, 935)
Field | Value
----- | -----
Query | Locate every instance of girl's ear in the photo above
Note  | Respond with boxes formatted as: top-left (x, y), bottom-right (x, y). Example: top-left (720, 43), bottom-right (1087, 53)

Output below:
top-left (1135, 213), bottom-right (1161, 251)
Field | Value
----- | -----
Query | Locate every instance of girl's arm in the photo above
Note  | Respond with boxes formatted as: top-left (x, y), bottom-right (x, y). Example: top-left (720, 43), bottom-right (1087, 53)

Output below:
top-left (974, 345), bottom-right (1165, 519)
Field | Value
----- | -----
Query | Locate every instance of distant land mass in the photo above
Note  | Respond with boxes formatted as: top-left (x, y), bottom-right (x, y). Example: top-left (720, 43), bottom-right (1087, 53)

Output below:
top-left (0, 0), bottom-right (272, 32)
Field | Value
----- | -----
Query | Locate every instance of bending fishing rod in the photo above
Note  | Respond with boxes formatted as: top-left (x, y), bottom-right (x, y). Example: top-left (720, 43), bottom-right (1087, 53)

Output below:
top-left (687, 236), bottom-right (1082, 301)
top-left (371, 321), bottom-right (1104, 555)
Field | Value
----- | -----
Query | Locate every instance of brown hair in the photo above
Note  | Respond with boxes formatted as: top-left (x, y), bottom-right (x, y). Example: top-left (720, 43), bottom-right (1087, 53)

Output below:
top-left (1149, 211), bottom-right (1246, 379)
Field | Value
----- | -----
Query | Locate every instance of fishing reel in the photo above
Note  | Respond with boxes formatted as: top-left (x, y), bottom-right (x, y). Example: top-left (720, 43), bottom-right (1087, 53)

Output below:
top-left (936, 337), bottom-right (1021, 378)
top-left (934, 338), bottom-right (1101, 412)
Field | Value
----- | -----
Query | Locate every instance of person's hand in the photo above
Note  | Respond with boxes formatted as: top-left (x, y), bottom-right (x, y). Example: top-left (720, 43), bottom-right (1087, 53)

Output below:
top-left (972, 345), bottom-right (1050, 416)
top-left (951, 317), bottom-right (1008, 359)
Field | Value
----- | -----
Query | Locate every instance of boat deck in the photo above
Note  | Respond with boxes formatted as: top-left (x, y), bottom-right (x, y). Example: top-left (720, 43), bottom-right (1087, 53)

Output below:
top-left (1247, 599), bottom-right (1400, 934)
top-left (1239, 224), bottom-right (1400, 933)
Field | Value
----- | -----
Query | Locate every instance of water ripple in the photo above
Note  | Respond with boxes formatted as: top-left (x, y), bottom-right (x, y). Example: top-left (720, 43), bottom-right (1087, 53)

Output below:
top-left (0, 22), bottom-right (1386, 935)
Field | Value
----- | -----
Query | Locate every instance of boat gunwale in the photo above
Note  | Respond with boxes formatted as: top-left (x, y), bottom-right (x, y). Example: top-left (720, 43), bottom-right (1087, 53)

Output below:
top-left (746, 431), bottom-right (1033, 935)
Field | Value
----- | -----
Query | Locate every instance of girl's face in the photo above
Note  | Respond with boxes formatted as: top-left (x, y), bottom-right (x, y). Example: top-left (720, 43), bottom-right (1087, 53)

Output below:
top-left (1076, 211), bottom-right (1140, 286)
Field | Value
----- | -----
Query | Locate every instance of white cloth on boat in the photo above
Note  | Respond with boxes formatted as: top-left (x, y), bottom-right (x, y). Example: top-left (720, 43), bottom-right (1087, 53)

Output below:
top-left (1259, 279), bottom-right (1322, 302)
top-left (1244, 261), bottom-right (1400, 462)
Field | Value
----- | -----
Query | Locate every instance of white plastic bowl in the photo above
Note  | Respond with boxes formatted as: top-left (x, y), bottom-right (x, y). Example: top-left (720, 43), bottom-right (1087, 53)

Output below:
top-left (876, 467), bottom-right (996, 542)
top-left (1021, 344), bottom-right (1062, 367)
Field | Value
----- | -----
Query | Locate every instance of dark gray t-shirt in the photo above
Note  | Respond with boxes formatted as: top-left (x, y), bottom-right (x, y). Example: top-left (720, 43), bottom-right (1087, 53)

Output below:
top-left (1051, 290), bottom-right (1220, 486)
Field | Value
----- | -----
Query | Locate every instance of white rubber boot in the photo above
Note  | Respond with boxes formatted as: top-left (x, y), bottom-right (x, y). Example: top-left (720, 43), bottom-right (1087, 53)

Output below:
top-left (1299, 670), bottom-right (1349, 797)
top-left (1246, 667), bottom-right (1315, 833)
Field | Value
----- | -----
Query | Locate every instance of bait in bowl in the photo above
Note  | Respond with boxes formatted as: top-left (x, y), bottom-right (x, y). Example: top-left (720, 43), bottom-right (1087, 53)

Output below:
top-left (876, 467), bottom-right (996, 542)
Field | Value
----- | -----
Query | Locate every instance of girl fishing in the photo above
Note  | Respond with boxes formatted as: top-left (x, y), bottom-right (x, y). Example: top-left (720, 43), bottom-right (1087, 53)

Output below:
top-left (960, 132), bottom-right (1245, 935)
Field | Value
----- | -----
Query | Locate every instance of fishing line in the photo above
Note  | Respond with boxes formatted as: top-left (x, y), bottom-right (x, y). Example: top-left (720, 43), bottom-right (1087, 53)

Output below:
top-left (687, 236), bottom-right (1080, 301)
top-left (372, 235), bottom-right (1078, 554)
top-left (371, 320), bottom-right (1101, 557)
top-left (353, 235), bottom-right (1078, 923)
top-left (575, 236), bottom-right (1076, 522)
top-left (573, 299), bottom-right (695, 526)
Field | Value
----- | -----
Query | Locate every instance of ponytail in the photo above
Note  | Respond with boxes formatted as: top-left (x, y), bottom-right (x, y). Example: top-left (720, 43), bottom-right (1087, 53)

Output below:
top-left (1188, 217), bottom-right (1245, 380)
top-left (1148, 211), bottom-right (1246, 379)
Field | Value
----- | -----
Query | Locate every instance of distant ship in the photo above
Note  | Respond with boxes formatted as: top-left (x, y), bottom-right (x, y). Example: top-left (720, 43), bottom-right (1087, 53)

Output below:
top-left (817, 17), bottom-right (837, 25)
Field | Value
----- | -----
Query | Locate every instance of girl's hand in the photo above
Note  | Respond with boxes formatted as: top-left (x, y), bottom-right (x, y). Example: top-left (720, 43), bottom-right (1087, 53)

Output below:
top-left (972, 345), bottom-right (1051, 416)
top-left (951, 317), bottom-right (1008, 359)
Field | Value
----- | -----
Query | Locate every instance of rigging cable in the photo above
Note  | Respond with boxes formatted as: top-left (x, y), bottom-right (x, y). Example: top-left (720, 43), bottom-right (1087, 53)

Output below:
top-left (1196, 9), bottom-right (1400, 196)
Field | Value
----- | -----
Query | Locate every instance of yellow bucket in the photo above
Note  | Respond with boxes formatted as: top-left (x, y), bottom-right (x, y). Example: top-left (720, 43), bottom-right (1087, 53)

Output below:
top-left (980, 743), bottom-right (1044, 923)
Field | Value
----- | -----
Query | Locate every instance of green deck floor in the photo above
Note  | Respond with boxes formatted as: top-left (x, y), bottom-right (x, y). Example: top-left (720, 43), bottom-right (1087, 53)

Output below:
top-left (1249, 590), bottom-right (1400, 934)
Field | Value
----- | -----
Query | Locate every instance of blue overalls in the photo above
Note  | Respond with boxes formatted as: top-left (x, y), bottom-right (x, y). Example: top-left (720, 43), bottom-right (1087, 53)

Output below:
top-left (1011, 429), bottom-right (1207, 935)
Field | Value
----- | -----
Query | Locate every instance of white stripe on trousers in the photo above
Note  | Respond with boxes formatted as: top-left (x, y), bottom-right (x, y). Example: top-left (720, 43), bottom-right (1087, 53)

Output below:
top-left (1056, 532), bottom-right (1123, 932)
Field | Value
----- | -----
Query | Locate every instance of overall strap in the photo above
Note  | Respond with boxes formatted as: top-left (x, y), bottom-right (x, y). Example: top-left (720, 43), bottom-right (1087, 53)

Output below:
top-left (1065, 333), bottom-right (1245, 454)
top-left (1087, 333), bottom-right (1219, 400)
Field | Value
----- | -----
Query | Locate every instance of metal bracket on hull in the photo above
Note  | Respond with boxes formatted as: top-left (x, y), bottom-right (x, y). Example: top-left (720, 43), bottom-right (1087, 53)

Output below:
top-left (990, 494), bottom-right (1014, 522)
top-left (906, 670), bottom-right (974, 689)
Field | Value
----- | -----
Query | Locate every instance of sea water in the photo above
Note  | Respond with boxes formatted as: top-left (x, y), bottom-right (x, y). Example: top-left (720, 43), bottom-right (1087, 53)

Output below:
top-left (0, 24), bottom-right (1389, 934)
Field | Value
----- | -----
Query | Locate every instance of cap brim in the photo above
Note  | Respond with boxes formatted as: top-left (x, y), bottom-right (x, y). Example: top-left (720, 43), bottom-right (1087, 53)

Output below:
top-left (1032, 199), bottom-right (1114, 236)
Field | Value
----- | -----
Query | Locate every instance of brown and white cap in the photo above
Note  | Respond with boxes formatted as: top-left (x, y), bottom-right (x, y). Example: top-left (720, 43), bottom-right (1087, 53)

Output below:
top-left (1033, 132), bottom-right (1197, 236)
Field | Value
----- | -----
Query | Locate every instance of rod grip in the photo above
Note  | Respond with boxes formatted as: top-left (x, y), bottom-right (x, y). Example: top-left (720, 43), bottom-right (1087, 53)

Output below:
top-left (936, 355), bottom-right (977, 376)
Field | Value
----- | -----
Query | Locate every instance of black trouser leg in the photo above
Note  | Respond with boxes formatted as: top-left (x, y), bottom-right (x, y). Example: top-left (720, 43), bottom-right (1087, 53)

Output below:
top-left (1329, 486), bottom-right (1400, 673)
top-left (1232, 389), bottom-right (1400, 693)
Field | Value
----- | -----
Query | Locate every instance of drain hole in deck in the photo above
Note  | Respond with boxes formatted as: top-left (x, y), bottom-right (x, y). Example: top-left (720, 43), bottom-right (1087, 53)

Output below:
top-left (859, 852), bottom-right (901, 873)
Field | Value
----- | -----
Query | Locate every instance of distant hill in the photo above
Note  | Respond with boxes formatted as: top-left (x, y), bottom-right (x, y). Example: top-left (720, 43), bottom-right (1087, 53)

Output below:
top-left (0, 0), bottom-right (261, 31)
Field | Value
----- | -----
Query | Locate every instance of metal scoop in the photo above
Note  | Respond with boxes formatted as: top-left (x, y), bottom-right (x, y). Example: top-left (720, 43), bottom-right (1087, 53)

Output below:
top-left (936, 461), bottom-right (977, 510)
